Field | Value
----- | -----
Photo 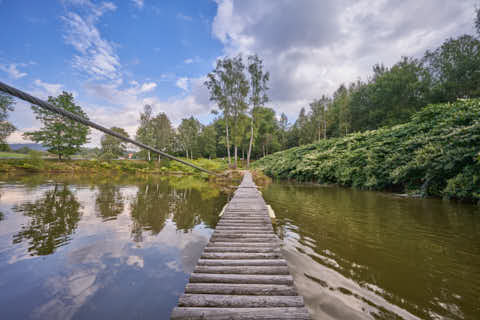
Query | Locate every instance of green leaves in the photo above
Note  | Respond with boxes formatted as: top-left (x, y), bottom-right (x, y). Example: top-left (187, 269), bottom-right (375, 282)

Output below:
top-left (254, 99), bottom-right (480, 203)
top-left (23, 92), bottom-right (90, 160)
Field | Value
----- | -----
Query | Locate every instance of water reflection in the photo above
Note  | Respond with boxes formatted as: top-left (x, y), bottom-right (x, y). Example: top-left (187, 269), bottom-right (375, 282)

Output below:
top-left (12, 184), bottom-right (82, 256)
top-left (263, 182), bottom-right (480, 320)
top-left (0, 174), bottom-right (230, 320)
top-left (95, 183), bottom-right (124, 221)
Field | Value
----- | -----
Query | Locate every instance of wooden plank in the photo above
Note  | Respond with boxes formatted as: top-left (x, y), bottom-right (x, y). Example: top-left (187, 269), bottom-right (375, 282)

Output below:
top-left (178, 294), bottom-right (304, 308)
top-left (185, 283), bottom-right (297, 296)
top-left (203, 247), bottom-right (279, 253)
top-left (196, 259), bottom-right (288, 267)
top-left (171, 307), bottom-right (311, 320)
top-left (215, 226), bottom-right (273, 231)
top-left (207, 242), bottom-right (280, 248)
top-left (210, 237), bottom-right (281, 243)
top-left (194, 265), bottom-right (290, 275)
top-left (207, 245), bottom-right (279, 250)
top-left (210, 233), bottom-right (276, 238)
top-left (189, 273), bottom-right (294, 285)
top-left (201, 252), bottom-right (282, 260)
top-left (213, 231), bottom-right (274, 236)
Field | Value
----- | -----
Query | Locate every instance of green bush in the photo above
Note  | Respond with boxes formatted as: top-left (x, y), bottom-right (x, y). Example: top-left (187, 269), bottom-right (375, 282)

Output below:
top-left (254, 99), bottom-right (480, 203)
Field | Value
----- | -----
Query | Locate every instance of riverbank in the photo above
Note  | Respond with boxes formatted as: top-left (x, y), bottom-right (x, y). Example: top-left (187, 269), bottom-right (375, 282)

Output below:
top-left (254, 99), bottom-right (480, 203)
top-left (0, 158), bottom-right (228, 178)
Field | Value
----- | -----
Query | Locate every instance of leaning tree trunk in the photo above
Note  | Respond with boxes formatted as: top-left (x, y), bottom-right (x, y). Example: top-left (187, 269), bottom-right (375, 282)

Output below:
top-left (247, 118), bottom-right (254, 168)
top-left (225, 121), bottom-right (232, 166)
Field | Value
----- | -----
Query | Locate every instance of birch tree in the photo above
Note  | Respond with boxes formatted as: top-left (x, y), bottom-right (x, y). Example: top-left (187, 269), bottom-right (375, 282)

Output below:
top-left (247, 55), bottom-right (269, 167)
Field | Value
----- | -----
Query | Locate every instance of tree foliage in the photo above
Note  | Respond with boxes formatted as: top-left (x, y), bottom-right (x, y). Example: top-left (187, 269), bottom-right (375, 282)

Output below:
top-left (24, 92), bottom-right (90, 160)
top-left (205, 55), bottom-right (250, 168)
top-left (254, 99), bottom-right (480, 203)
top-left (100, 127), bottom-right (129, 159)
top-left (0, 92), bottom-right (15, 150)
top-left (423, 35), bottom-right (480, 101)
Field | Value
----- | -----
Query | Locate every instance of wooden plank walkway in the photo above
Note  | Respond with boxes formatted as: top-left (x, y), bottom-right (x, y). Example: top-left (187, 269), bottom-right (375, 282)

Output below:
top-left (171, 172), bottom-right (311, 319)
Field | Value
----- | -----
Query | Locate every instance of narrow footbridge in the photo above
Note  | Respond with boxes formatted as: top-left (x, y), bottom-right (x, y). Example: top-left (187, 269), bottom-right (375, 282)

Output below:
top-left (171, 172), bottom-right (311, 319)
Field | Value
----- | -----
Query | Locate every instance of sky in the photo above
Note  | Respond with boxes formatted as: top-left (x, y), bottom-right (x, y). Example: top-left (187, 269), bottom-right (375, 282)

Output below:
top-left (0, 0), bottom-right (477, 147)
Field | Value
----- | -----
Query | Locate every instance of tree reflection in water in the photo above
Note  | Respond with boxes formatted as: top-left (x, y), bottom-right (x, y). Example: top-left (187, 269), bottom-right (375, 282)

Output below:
top-left (12, 184), bottom-right (82, 256)
top-left (130, 182), bottom-right (171, 242)
top-left (129, 177), bottom-right (226, 242)
top-left (95, 183), bottom-right (124, 221)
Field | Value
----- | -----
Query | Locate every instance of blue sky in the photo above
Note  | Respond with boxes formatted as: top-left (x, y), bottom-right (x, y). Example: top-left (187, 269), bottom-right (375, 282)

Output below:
top-left (0, 0), bottom-right (477, 146)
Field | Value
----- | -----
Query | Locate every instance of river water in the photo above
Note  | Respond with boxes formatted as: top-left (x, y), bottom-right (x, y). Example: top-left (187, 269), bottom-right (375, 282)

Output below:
top-left (0, 175), bottom-right (478, 319)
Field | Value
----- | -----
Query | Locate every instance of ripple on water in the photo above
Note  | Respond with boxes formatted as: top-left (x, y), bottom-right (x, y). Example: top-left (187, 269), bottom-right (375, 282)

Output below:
top-left (264, 182), bottom-right (480, 320)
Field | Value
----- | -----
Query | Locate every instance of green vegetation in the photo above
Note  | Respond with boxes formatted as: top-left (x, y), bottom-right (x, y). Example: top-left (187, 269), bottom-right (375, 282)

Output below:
top-left (24, 92), bottom-right (90, 160)
top-left (254, 99), bottom-right (480, 203)
top-left (0, 92), bottom-right (15, 151)
top-left (0, 157), bottom-right (227, 177)
top-left (0, 151), bottom-right (26, 158)
top-left (99, 126), bottom-right (130, 160)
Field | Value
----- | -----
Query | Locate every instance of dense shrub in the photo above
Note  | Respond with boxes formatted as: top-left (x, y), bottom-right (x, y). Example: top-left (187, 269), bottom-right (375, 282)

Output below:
top-left (254, 99), bottom-right (480, 203)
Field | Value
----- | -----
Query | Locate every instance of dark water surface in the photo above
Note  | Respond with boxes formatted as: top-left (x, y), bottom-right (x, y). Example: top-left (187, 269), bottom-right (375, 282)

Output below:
top-left (262, 182), bottom-right (480, 320)
top-left (0, 174), bottom-right (230, 320)
top-left (1, 175), bottom-right (479, 320)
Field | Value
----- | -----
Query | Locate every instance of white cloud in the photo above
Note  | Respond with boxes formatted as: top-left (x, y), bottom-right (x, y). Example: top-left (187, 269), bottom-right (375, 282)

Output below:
top-left (81, 76), bottom-right (211, 146)
top-left (140, 82), bottom-right (157, 93)
top-left (34, 79), bottom-right (64, 97)
top-left (212, 0), bottom-right (477, 116)
top-left (176, 77), bottom-right (189, 91)
top-left (184, 56), bottom-right (201, 64)
top-left (62, 1), bottom-right (120, 81)
top-left (0, 63), bottom-right (27, 79)
top-left (132, 0), bottom-right (144, 9)
top-left (177, 13), bottom-right (193, 21)
top-left (6, 129), bottom-right (34, 144)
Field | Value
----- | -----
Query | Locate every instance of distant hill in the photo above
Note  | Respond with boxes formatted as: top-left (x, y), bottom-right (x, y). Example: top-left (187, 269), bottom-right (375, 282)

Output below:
top-left (9, 143), bottom-right (47, 151)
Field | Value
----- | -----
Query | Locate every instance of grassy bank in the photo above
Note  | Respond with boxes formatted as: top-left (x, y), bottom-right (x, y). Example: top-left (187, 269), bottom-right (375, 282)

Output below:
top-left (0, 157), bottom-right (228, 178)
top-left (254, 99), bottom-right (480, 203)
top-left (0, 152), bottom-right (27, 159)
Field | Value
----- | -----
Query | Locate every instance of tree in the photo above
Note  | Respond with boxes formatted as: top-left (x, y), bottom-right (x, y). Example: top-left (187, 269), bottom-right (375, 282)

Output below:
top-left (205, 59), bottom-right (233, 166)
top-left (24, 92), bottom-right (90, 160)
top-left (309, 95), bottom-right (329, 141)
top-left (100, 127), bottom-right (129, 159)
top-left (294, 107), bottom-right (313, 145)
top-left (423, 35), bottom-right (480, 102)
top-left (246, 54), bottom-right (269, 167)
top-left (254, 107), bottom-right (279, 157)
top-left (198, 124), bottom-right (217, 159)
top-left (205, 55), bottom-right (249, 168)
top-left (178, 116), bottom-right (201, 159)
top-left (278, 113), bottom-right (289, 149)
top-left (475, 6), bottom-right (480, 36)
top-left (151, 112), bottom-right (174, 162)
top-left (0, 92), bottom-right (15, 151)
top-left (229, 56), bottom-right (250, 168)
top-left (136, 104), bottom-right (155, 161)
